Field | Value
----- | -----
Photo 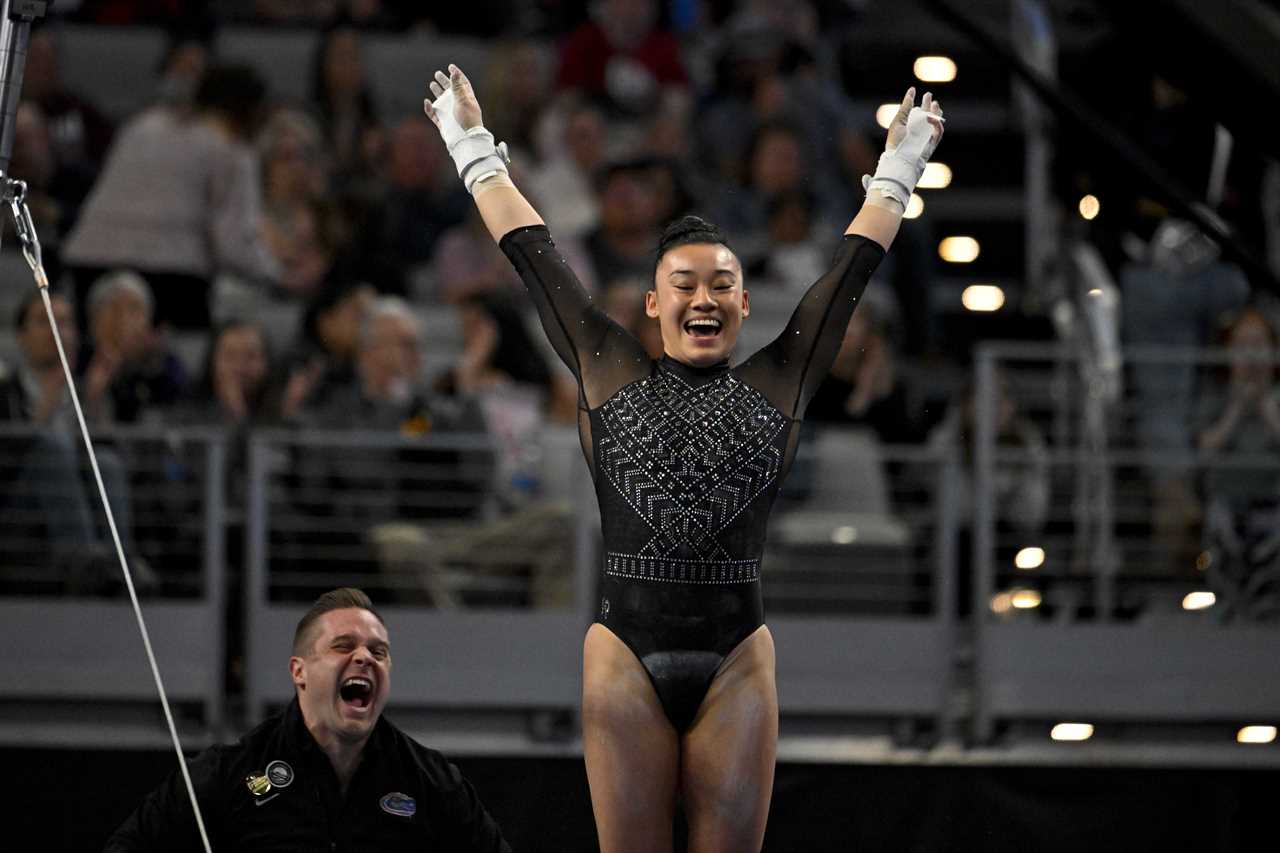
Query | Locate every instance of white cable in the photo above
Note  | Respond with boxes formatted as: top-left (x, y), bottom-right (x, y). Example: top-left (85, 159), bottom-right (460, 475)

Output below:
top-left (37, 285), bottom-right (214, 853)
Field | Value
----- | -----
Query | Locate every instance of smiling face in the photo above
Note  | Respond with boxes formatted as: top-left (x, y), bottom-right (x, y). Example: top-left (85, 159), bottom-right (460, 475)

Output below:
top-left (213, 325), bottom-right (269, 403)
top-left (646, 242), bottom-right (749, 367)
top-left (290, 608), bottom-right (391, 749)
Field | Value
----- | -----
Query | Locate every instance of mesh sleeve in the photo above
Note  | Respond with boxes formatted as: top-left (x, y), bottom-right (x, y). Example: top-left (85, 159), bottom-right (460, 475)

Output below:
top-left (736, 235), bottom-right (886, 419)
top-left (500, 225), bottom-right (651, 409)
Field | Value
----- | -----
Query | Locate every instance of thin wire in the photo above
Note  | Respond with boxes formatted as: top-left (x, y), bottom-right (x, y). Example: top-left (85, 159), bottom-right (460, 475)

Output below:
top-left (38, 286), bottom-right (214, 853)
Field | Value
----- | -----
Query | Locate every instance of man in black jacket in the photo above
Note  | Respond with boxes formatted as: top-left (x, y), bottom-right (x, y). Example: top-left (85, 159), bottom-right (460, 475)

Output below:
top-left (104, 588), bottom-right (512, 852)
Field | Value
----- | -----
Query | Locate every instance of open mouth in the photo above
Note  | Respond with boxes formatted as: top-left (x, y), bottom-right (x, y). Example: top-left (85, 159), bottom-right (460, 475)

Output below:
top-left (339, 676), bottom-right (373, 710)
top-left (683, 318), bottom-right (722, 339)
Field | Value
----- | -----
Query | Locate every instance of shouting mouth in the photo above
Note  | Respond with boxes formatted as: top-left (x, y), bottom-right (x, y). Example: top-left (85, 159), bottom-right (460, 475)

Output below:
top-left (339, 676), bottom-right (374, 712)
top-left (683, 317), bottom-right (722, 340)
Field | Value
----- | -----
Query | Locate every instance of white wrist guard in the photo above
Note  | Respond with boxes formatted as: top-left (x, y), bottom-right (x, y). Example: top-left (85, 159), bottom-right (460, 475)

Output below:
top-left (863, 106), bottom-right (942, 208)
top-left (431, 86), bottom-right (510, 195)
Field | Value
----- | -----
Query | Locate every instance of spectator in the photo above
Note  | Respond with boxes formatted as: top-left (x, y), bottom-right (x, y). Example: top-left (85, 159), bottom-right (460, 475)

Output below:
top-left (62, 64), bottom-right (281, 329)
top-left (700, 8), bottom-right (874, 219)
top-left (177, 320), bottom-right (279, 429)
top-left (151, 20), bottom-right (216, 111)
top-left (8, 101), bottom-right (97, 285)
top-left (310, 297), bottom-right (482, 432)
top-left (284, 277), bottom-right (377, 414)
top-left (434, 292), bottom-right (579, 490)
top-left (23, 25), bottom-right (115, 176)
top-left (292, 298), bottom-right (491, 603)
top-left (526, 100), bottom-right (608, 239)
top-left (0, 290), bottom-right (144, 594)
top-left (367, 115), bottom-right (472, 291)
top-left (749, 188), bottom-right (828, 288)
top-left (1197, 307), bottom-right (1280, 620)
top-left (482, 39), bottom-right (554, 155)
top-left (556, 0), bottom-right (689, 118)
top-left (709, 121), bottom-right (814, 268)
top-left (430, 292), bottom-right (581, 608)
top-left (805, 303), bottom-right (922, 444)
top-left (77, 271), bottom-right (189, 425)
top-left (259, 109), bottom-right (347, 298)
top-left (429, 208), bottom-right (526, 303)
top-left (310, 22), bottom-right (382, 186)
top-left (577, 159), bottom-right (663, 290)
top-left (601, 276), bottom-right (663, 359)
top-left (928, 373), bottom-right (1050, 614)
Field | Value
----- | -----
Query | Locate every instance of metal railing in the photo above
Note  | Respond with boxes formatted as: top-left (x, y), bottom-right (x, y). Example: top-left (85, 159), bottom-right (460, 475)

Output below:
top-left (972, 343), bottom-right (1280, 741)
top-left (0, 425), bottom-right (226, 737)
top-left (242, 427), bottom-right (597, 723)
top-left (3, 367), bottom-right (1277, 754)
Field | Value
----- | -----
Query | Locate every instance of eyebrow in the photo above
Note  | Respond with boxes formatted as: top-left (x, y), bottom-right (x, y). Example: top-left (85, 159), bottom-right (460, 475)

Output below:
top-left (330, 634), bottom-right (389, 649)
top-left (668, 269), bottom-right (738, 279)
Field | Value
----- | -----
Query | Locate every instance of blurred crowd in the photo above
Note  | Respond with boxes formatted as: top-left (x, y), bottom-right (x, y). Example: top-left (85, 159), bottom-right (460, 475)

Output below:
top-left (2, 1), bottom-right (1280, 620)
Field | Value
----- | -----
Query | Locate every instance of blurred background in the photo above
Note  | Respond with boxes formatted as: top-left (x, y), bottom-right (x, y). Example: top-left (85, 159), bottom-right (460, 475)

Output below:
top-left (2, 0), bottom-right (1279, 850)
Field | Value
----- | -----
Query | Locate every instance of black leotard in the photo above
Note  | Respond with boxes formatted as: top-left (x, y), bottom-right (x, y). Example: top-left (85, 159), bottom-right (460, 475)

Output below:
top-left (501, 224), bottom-right (885, 731)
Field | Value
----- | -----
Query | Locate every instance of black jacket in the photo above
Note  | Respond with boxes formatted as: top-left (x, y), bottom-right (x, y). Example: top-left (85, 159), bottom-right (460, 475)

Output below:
top-left (104, 699), bottom-right (512, 852)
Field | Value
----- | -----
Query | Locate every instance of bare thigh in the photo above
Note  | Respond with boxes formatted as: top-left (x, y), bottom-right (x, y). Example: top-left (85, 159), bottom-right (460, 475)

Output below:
top-left (680, 625), bottom-right (778, 853)
top-left (582, 623), bottom-right (680, 853)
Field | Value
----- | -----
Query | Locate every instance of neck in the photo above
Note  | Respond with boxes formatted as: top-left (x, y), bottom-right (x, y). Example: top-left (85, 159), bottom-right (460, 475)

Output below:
top-left (309, 725), bottom-right (369, 793)
top-left (662, 352), bottom-right (729, 372)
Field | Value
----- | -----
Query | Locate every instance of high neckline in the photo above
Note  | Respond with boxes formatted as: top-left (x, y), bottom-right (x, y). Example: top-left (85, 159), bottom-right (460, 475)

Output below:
top-left (660, 354), bottom-right (731, 383)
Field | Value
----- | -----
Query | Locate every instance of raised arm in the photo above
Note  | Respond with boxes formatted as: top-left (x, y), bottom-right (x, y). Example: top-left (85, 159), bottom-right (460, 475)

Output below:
top-left (739, 89), bottom-right (944, 419)
top-left (424, 65), bottom-right (649, 408)
top-left (849, 87), bottom-right (945, 250)
top-left (424, 65), bottom-right (542, 240)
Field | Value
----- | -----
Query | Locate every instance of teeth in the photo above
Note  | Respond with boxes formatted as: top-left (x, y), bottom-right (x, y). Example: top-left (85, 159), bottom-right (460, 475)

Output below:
top-left (342, 677), bottom-right (372, 689)
top-left (685, 319), bottom-right (721, 330)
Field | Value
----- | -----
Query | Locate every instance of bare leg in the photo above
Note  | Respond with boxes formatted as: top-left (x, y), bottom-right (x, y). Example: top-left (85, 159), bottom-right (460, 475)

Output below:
top-left (582, 623), bottom-right (679, 853)
top-left (681, 625), bottom-right (778, 853)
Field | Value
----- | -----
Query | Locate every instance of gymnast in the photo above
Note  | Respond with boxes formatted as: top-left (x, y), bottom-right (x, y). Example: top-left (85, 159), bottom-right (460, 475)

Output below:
top-left (426, 63), bottom-right (943, 853)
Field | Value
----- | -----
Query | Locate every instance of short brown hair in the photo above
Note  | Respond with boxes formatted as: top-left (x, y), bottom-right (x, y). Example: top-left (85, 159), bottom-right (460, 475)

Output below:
top-left (292, 588), bottom-right (384, 656)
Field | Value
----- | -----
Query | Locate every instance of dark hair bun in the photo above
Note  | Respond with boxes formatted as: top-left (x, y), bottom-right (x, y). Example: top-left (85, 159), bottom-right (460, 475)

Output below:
top-left (654, 215), bottom-right (732, 271)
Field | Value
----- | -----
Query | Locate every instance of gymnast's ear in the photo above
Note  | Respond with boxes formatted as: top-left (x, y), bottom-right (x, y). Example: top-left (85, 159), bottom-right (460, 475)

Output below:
top-left (644, 289), bottom-right (659, 319)
top-left (290, 656), bottom-right (306, 690)
top-left (740, 288), bottom-right (750, 318)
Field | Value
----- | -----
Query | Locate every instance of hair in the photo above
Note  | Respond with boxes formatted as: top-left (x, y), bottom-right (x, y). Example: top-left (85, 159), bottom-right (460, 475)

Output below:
top-left (156, 15), bottom-right (217, 74)
top-left (86, 270), bottom-right (153, 325)
top-left (257, 107), bottom-right (324, 161)
top-left (309, 20), bottom-right (378, 126)
top-left (194, 64), bottom-right (268, 139)
top-left (592, 156), bottom-right (654, 193)
top-left (194, 319), bottom-right (272, 407)
top-left (301, 277), bottom-right (374, 349)
top-left (359, 296), bottom-right (420, 351)
top-left (653, 214), bottom-right (733, 276)
top-left (292, 587), bottom-right (384, 656)
top-left (1207, 304), bottom-right (1280, 386)
top-left (13, 288), bottom-right (68, 332)
top-left (461, 291), bottom-right (553, 390)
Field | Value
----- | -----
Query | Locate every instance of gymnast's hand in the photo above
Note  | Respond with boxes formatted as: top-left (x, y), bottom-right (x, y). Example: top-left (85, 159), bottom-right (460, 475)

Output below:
top-left (885, 87), bottom-right (945, 160)
top-left (861, 87), bottom-right (945, 211)
top-left (424, 64), bottom-right (511, 196)
top-left (425, 64), bottom-right (484, 133)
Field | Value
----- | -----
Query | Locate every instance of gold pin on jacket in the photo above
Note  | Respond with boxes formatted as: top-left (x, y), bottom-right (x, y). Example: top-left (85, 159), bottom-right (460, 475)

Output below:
top-left (245, 773), bottom-right (272, 797)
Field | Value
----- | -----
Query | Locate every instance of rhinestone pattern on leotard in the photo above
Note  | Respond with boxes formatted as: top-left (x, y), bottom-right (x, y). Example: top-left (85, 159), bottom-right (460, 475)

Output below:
top-left (596, 362), bottom-right (788, 582)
